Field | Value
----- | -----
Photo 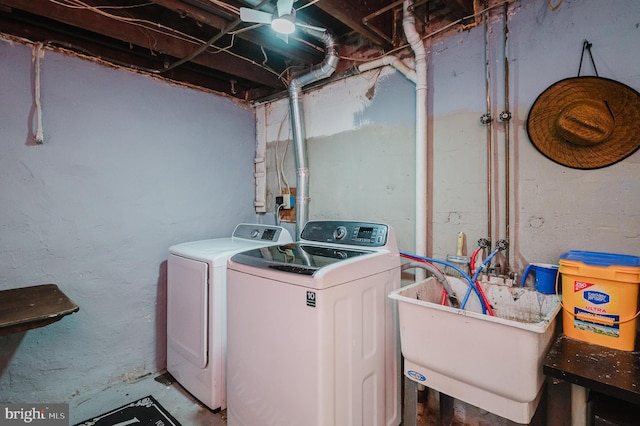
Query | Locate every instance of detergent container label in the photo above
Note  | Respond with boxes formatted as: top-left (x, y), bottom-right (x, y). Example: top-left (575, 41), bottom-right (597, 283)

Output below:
top-left (573, 282), bottom-right (620, 337)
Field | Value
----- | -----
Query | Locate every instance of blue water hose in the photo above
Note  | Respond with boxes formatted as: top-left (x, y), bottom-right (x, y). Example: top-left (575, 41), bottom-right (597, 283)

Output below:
top-left (459, 248), bottom-right (500, 310)
top-left (399, 251), bottom-right (488, 314)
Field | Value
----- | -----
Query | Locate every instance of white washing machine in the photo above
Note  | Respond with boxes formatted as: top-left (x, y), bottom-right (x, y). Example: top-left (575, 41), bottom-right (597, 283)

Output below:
top-left (226, 220), bottom-right (401, 426)
top-left (167, 223), bottom-right (292, 411)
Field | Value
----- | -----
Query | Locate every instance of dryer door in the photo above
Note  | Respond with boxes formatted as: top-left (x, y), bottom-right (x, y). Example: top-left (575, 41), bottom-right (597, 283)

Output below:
top-left (168, 254), bottom-right (208, 368)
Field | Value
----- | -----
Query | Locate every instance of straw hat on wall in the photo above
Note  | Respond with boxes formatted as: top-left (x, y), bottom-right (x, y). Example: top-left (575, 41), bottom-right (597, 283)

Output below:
top-left (526, 76), bottom-right (640, 169)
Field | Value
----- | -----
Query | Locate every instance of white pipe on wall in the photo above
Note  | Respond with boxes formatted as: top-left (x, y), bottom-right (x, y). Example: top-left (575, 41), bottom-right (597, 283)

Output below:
top-left (357, 55), bottom-right (417, 83)
top-left (403, 0), bottom-right (428, 260)
top-left (356, 2), bottom-right (427, 265)
top-left (254, 107), bottom-right (267, 213)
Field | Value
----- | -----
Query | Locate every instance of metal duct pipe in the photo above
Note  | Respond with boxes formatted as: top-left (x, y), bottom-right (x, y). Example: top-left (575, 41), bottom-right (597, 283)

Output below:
top-left (288, 25), bottom-right (339, 239)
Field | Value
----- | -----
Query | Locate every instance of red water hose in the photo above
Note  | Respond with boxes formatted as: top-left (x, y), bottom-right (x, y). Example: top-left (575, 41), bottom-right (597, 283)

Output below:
top-left (470, 247), bottom-right (495, 316)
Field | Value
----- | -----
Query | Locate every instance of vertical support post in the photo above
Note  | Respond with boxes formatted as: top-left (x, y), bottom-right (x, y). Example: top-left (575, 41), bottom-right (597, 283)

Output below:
top-left (403, 376), bottom-right (418, 426)
top-left (571, 384), bottom-right (590, 426)
top-left (440, 392), bottom-right (454, 426)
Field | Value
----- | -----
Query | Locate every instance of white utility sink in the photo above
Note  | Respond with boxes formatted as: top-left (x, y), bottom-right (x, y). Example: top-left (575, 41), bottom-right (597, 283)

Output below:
top-left (389, 276), bottom-right (561, 424)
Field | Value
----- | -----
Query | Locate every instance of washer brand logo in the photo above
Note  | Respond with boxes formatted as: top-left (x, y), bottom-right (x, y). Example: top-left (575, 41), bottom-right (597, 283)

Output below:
top-left (584, 291), bottom-right (610, 305)
top-left (306, 291), bottom-right (316, 307)
top-left (407, 370), bottom-right (426, 382)
top-left (574, 281), bottom-right (594, 292)
top-left (1, 404), bottom-right (67, 425)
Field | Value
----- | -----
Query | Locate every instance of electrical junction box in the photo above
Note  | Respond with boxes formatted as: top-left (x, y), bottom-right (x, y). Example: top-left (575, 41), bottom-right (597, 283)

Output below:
top-left (281, 193), bottom-right (294, 210)
top-left (278, 189), bottom-right (296, 223)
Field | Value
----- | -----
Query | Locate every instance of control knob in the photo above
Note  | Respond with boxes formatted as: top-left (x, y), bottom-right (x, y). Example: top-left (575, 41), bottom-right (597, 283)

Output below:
top-left (333, 226), bottom-right (347, 240)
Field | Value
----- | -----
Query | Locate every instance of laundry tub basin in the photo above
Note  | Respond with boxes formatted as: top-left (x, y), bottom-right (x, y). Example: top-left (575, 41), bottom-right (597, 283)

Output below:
top-left (388, 276), bottom-right (561, 424)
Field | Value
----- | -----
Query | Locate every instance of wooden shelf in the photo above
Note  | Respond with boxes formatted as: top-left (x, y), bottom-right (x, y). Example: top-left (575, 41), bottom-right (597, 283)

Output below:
top-left (0, 284), bottom-right (79, 335)
top-left (543, 334), bottom-right (640, 404)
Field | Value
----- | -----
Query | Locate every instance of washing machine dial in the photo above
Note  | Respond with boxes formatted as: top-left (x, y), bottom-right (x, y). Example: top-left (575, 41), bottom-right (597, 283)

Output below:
top-left (250, 229), bottom-right (260, 238)
top-left (333, 226), bottom-right (347, 241)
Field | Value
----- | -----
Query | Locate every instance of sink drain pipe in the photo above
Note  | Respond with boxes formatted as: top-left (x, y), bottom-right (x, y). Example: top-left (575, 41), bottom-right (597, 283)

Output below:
top-left (288, 26), bottom-right (339, 239)
top-left (403, 0), bottom-right (429, 274)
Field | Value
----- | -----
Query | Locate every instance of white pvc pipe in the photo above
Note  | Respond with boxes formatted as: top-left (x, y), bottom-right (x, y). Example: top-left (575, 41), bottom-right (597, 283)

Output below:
top-left (357, 3), bottom-right (426, 273)
top-left (357, 55), bottom-right (417, 83)
top-left (254, 107), bottom-right (267, 213)
top-left (403, 0), bottom-right (428, 261)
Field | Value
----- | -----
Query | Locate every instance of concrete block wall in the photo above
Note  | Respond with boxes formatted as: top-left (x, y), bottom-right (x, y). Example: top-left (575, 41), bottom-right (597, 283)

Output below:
top-left (0, 37), bottom-right (257, 406)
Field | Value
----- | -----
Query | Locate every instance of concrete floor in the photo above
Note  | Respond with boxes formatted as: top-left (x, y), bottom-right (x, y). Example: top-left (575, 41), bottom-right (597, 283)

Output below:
top-left (69, 372), bottom-right (226, 425)
top-left (68, 372), bottom-right (431, 426)
top-left (68, 372), bottom-right (560, 425)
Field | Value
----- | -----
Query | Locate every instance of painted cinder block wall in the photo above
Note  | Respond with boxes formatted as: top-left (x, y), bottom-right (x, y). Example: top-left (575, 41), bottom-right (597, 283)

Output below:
top-left (0, 0), bottom-right (638, 424)
top-left (260, 0), bottom-right (640, 271)
top-left (0, 38), bottom-right (257, 405)
top-left (258, 0), bottom-right (639, 423)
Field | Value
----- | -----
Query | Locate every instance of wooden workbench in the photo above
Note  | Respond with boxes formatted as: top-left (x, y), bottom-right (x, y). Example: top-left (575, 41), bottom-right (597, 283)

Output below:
top-left (0, 284), bottom-right (79, 335)
top-left (543, 334), bottom-right (640, 425)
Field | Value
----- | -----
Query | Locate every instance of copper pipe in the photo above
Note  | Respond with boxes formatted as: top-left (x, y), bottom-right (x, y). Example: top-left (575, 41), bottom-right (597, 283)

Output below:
top-left (364, 0), bottom-right (405, 21)
top-left (484, 3), bottom-right (492, 247)
top-left (502, 1), bottom-right (510, 271)
top-left (362, 0), bottom-right (405, 44)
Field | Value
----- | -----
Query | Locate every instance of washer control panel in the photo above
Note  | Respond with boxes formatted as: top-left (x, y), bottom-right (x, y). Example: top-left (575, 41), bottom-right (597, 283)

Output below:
top-left (301, 221), bottom-right (388, 247)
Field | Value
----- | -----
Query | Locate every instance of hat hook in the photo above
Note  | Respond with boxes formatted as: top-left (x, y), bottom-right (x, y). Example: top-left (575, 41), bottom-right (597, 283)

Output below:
top-left (578, 39), bottom-right (599, 77)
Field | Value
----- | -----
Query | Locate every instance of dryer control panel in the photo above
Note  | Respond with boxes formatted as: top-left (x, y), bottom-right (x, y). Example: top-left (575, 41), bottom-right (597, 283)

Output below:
top-left (300, 221), bottom-right (388, 247)
top-left (232, 223), bottom-right (291, 242)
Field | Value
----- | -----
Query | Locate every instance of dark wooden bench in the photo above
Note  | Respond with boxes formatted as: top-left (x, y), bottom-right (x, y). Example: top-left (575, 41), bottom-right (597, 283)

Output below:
top-left (543, 334), bottom-right (640, 425)
top-left (0, 284), bottom-right (79, 335)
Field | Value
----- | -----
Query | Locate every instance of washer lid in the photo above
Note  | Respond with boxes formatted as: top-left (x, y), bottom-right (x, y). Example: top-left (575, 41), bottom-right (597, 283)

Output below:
top-left (230, 243), bottom-right (373, 276)
top-left (169, 238), bottom-right (266, 264)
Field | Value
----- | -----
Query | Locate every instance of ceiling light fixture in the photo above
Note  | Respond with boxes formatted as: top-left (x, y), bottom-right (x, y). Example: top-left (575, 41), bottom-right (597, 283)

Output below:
top-left (271, 12), bottom-right (296, 34)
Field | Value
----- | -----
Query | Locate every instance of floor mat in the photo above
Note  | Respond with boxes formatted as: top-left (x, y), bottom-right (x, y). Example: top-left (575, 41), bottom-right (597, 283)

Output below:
top-left (74, 395), bottom-right (182, 426)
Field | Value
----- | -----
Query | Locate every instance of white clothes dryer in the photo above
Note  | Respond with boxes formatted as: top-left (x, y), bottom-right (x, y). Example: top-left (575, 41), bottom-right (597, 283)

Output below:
top-left (226, 220), bottom-right (401, 426)
top-left (167, 223), bottom-right (292, 410)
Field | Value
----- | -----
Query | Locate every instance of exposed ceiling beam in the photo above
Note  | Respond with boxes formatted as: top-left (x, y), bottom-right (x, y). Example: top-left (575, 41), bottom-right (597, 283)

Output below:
top-left (443, 0), bottom-right (475, 16)
top-left (312, 0), bottom-right (391, 47)
top-left (0, 0), bottom-right (477, 101)
top-left (0, 14), bottom-right (273, 99)
top-left (0, 0), bottom-right (284, 88)
top-left (148, 0), bottom-right (321, 64)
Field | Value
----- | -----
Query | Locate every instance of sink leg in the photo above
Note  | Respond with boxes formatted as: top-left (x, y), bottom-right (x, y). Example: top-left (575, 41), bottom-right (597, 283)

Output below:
top-left (403, 375), bottom-right (418, 426)
top-left (440, 392), bottom-right (454, 426)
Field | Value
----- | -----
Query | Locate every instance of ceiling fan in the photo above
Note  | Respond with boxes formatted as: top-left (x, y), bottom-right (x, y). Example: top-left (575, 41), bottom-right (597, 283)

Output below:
top-left (240, 0), bottom-right (298, 40)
